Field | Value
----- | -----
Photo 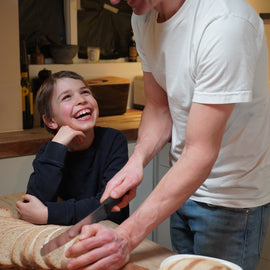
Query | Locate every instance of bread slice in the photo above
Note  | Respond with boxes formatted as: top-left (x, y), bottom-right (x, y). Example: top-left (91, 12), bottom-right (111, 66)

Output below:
top-left (60, 235), bottom-right (80, 270)
top-left (0, 207), bottom-right (12, 217)
top-left (0, 216), bottom-right (32, 227)
top-left (46, 221), bottom-right (114, 269)
top-left (27, 225), bottom-right (62, 269)
top-left (31, 226), bottom-right (63, 270)
top-left (20, 225), bottom-right (47, 268)
top-left (0, 221), bottom-right (32, 240)
top-left (0, 225), bottom-right (34, 269)
top-left (11, 226), bottom-right (37, 269)
top-left (44, 226), bottom-right (73, 269)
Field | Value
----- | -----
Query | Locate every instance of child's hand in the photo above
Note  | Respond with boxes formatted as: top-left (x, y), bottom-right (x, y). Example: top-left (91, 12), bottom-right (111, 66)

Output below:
top-left (16, 194), bottom-right (48, 224)
top-left (52, 125), bottom-right (86, 147)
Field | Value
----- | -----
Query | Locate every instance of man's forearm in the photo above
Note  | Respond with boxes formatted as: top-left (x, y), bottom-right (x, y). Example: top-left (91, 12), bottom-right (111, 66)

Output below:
top-left (116, 142), bottom-right (216, 252)
top-left (133, 104), bottom-right (172, 168)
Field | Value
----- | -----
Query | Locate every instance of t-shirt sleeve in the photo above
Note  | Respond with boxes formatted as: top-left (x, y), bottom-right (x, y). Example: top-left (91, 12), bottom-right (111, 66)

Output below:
top-left (193, 15), bottom-right (262, 104)
top-left (132, 13), bottom-right (151, 72)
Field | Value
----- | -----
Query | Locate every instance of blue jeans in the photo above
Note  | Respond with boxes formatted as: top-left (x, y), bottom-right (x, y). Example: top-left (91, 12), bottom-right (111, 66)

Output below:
top-left (170, 199), bottom-right (270, 270)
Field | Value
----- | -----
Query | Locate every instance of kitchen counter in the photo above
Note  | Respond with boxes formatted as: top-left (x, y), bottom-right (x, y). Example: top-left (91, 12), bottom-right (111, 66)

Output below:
top-left (0, 109), bottom-right (142, 159)
top-left (0, 192), bottom-right (175, 270)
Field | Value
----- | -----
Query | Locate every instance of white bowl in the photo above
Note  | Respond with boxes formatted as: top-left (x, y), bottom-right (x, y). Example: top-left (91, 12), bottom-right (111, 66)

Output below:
top-left (160, 254), bottom-right (242, 270)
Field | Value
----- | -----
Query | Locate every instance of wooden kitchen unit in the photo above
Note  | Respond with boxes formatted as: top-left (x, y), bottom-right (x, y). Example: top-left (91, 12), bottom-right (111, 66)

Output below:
top-left (0, 192), bottom-right (175, 270)
top-left (0, 109), bottom-right (142, 159)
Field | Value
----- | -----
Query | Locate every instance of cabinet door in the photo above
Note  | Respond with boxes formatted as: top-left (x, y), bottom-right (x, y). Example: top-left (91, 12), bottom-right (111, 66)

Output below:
top-left (152, 143), bottom-right (172, 250)
top-left (128, 142), bottom-right (173, 248)
top-left (0, 155), bottom-right (35, 196)
top-left (128, 142), bottom-right (154, 240)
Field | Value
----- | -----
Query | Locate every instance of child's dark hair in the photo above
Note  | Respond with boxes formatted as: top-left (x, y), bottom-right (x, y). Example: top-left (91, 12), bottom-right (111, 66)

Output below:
top-left (36, 71), bottom-right (88, 134)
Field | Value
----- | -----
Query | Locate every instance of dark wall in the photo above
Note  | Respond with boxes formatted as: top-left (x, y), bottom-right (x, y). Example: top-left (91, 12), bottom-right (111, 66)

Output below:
top-left (78, 0), bottom-right (132, 59)
top-left (19, 0), bottom-right (133, 60)
top-left (19, 0), bottom-right (66, 58)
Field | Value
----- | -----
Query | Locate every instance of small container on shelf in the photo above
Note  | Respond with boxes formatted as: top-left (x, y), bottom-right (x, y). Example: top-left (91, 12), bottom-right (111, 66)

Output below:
top-left (128, 31), bottom-right (137, 62)
top-left (31, 43), bottom-right (45, 64)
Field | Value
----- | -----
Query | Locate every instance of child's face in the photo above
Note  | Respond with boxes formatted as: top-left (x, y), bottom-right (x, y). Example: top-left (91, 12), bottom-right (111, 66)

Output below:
top-left (48, 77), bottom-right (99, 132)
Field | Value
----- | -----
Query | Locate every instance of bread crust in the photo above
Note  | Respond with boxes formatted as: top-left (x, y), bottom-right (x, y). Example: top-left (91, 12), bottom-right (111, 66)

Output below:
top-left (0, 225), bottom-right (33, 268)
top-left (0, 214), bottom-right (146, 270)
top-left (0, 207), bottom-right (13, 217)
top-left (32, 226), bottom-right (62, 270)
top-left (11, 226), bottom-right (37, 269)
top-left (160, 257), bottom-right (233, 270)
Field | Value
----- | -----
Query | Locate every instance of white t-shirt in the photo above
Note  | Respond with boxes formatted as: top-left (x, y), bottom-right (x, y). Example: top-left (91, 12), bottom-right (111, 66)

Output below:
top-left (132, 0), bottom-right (270, 208)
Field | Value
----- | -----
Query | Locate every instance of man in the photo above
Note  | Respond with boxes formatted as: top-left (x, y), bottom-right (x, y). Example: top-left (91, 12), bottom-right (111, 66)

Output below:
top-left (66, 1), bottom-right (270, 270)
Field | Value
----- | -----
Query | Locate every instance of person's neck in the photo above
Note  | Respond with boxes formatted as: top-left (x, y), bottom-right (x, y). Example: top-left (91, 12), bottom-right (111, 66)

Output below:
top-left (157, 0), bottom-right (186, 23)
top-left (68, 128), bottom-right (95, 152)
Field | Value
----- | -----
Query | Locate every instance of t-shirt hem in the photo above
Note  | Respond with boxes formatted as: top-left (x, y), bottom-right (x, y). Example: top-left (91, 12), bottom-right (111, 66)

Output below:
top-left (190, 195), bottom-right (270, 209)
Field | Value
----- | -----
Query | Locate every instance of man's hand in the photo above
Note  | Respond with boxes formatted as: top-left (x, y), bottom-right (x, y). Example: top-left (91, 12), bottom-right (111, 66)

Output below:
top-left (66, 223), bottom-right (131, 270)
top-left (101, 155), bottom-right (144, 211)
top-left (16, 194), bottom-right (48, 224)
top-left (110, 0), bottom-right (121, 4)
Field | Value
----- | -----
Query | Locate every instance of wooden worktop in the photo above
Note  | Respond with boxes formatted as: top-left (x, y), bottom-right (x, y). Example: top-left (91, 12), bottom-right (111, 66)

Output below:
top-left (0, 192), bottom-right (175, 270)
top-left (0, 109), bottom-right (142, 159)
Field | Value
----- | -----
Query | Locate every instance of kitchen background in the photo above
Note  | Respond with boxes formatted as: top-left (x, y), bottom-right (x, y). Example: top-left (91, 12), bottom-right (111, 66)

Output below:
top-left (0, 1), bottom-right (270, 269)
top-left (0, 0), bottom-right (269, 133)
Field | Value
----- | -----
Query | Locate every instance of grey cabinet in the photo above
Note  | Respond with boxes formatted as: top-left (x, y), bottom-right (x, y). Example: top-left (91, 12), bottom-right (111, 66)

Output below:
top-left (152, 143), bottom-right (172, 250)
top-left (128, 142), bottom-right (154, 240)
top-left (128, 142), bottom-right (172, 248)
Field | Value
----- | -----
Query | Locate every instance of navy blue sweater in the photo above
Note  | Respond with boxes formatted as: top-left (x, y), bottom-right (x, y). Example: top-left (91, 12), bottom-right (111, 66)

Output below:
top-left (27, 127), bottom-right (129, 225)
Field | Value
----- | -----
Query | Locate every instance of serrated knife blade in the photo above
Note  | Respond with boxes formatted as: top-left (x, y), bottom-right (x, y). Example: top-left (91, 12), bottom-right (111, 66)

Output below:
top-left (40, 196), bottom-right (123, 256)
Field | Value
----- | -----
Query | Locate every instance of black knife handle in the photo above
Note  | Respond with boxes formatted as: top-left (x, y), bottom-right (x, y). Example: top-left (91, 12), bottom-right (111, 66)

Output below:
top-left (103, 195), bottom-right (124, 212)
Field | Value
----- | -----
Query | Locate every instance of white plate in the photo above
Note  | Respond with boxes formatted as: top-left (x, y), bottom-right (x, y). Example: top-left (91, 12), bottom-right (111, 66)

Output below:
top-left (160, 254), bottom-right (243, 270)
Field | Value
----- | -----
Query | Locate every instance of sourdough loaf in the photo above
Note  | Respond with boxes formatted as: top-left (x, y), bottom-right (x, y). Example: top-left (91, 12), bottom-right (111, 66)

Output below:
top-left (0, 213), bottom-right (76, 270)
top-left (0, 210), bottom-right (132, 270)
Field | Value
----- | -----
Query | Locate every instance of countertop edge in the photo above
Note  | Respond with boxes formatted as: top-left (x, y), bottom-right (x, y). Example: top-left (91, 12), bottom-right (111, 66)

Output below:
top-left (0, 109), bottom-right (142, 159)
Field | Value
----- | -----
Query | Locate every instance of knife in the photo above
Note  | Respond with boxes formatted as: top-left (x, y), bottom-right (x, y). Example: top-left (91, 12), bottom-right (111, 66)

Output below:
top-left (40, 196), bottom-right (123, 256)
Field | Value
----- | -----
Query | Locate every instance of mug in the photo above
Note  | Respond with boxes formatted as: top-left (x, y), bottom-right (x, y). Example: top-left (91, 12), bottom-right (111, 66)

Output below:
top-left (87, 47), bottom-right (100, 62)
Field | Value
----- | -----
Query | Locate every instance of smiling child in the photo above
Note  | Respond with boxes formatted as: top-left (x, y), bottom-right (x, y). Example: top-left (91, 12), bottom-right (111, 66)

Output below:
top-left (16, 71), bottom-right (129, 225)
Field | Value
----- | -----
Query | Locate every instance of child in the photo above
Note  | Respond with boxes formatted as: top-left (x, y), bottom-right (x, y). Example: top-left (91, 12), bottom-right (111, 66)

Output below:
top-left (16, 71), bottom-right (129, 225)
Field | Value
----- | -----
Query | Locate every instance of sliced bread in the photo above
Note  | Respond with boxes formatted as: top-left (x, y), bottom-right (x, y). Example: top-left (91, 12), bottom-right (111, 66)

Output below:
top-left (20, 225), bottom-right (47, 268)
top-left (11, 226), bottom-right (37, 269)
top-left (0, 225), bottom-right (34, 269)
top-left (60, 235), bottom-right (80, 270)
top-left (31, 225), bottom-right (63, 270)
top-left (0, 216), bottom-right (32, 227)
top-left (26, 225), bottom-right (61, 269)
top-left (44, 226), bottom-right (72, 270)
